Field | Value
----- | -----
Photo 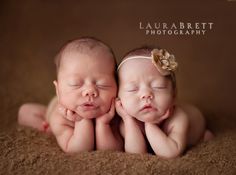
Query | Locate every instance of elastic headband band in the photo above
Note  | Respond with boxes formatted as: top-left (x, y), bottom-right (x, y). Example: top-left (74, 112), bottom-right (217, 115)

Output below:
top-left (117, 56), bottom-right (152, 70)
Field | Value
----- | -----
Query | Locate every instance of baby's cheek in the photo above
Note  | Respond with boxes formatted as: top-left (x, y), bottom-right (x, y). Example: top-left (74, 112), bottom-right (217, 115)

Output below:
top-left (100, 101), bottom-right (111, 114)
top-left (122, 98), bottom-right (138, 116)
top-left (157, 94), bottom-right (174, 110)
top-left (99, 94), bottom-right (113, 112)
top-left (59, 94), bottom-right (77, 110)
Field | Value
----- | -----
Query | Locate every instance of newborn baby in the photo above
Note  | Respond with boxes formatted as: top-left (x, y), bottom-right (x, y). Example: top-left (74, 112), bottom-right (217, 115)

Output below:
top-left (18, 37), bottom-right (123, 153)
top-left (116, 47), bottom-right (213, 158)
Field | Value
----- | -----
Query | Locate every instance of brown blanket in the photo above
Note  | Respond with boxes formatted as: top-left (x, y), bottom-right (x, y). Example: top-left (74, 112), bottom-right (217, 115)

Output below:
top-left (0, 125), bottom-right (235, 174)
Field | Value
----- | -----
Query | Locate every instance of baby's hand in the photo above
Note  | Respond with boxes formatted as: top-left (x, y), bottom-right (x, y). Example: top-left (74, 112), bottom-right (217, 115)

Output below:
top-left (96, 99), bottom-right (115, 124)
top-left (58, 104), bottom-right (82, 122)
top-left (115, 98), bottom-right (133, 121)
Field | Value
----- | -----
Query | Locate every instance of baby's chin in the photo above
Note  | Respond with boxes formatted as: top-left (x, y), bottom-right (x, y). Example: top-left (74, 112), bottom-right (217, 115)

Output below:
top-left (75, 110), bottom-right (105, 119)
top-left (135, 113), bottom-right (164, 124)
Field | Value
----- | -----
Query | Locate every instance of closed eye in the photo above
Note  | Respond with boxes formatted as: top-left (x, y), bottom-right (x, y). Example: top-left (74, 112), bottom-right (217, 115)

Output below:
top-left (96, 84), bottom-right (112, 89)
top-left (67, 79), bottom-right (83, 88)
top-left (124, 84), bottom-right (139, 92)
top-left (152, 86), bottom-right (167, 90)
top-left (68, 84), bottom-right (82, 88)
top-left (127, 88), bottom-right (138, 92)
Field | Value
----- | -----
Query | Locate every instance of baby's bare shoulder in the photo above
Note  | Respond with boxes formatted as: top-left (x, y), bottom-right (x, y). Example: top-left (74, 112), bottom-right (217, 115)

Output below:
top-left (169, 106), bottom-right (188, 123)
top-left (164, 106), bottom-right (189, 133)
top-left (178, 103), bottom-right (205, 125)
top-left (49, 106), bottom-right (74, 133)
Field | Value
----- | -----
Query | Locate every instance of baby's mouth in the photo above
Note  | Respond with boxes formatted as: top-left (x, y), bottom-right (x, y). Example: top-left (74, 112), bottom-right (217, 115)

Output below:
top-left (140, 104), bottom-right (157, 112)
top-left (80, 102), bottom-right (98, 110)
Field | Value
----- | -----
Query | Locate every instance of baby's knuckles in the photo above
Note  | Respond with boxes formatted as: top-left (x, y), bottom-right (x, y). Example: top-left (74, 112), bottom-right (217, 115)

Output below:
top-left (115, 100), bottom-right (133, 121)
top-left (96, 100), bottom-right (115, 124)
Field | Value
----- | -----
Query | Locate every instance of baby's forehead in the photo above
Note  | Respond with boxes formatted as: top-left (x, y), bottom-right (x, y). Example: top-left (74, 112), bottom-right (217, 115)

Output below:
top-left (119, 59), bottom-right (166, 79)
top-left (59, 48), bottom-right (115, 70)
top-left (57, 50), bottom-right (115, 79)
top-left (56, 41), bottom-right (115, 67)
top-left (62, 45), bottom-right (111, 59)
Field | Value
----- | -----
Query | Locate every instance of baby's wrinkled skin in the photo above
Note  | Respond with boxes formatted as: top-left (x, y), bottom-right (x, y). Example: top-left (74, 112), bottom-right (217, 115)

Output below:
top-left (116, 58), bottom-right (213, 158)
top-left (18, 39), bottom-right (123, 153)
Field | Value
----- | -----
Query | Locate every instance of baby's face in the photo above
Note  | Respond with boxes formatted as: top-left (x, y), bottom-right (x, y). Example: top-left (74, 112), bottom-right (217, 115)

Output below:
top-left (118, 59), bottom-right (174, 123)
top-left (55, 49), bottom-right (117, 119)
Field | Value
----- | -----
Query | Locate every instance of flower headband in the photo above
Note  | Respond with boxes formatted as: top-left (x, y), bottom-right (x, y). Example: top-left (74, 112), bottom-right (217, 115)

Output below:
top-left (117, 49), bottom-right (178, 76)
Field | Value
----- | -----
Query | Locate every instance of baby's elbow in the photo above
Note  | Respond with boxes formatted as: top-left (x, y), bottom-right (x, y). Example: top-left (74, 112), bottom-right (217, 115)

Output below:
top-left (165, 151), bottom-right (182, 159)
top-left (62, 148), bottom-right (82, 154)
top-left (157, 151), bottom-right (182, 159)
top-left (59, 142), bottom-right (73, 154)
top-left (154, 147), bottom-right (183, 159)
top-left (61, 146), bottom-right (73, 154)
top-left (62, 145), bottom-right (93, 154)
top-left (56, 138), bottom-right (76, 154)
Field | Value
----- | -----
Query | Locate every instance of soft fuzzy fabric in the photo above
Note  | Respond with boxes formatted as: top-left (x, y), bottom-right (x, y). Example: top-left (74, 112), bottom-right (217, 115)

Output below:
top-left (0, 126), bottom-right (235, 175)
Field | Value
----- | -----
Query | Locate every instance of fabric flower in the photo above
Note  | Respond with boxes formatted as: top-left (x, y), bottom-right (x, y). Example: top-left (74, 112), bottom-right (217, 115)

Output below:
top-left (151, 49), bottom-right (178, 75)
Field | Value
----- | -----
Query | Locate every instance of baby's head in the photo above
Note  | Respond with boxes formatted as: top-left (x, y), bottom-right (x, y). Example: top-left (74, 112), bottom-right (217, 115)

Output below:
top-left (118, 47), bottom-right (178, 124)
top-left (54, 37), bottom-right (117, 119)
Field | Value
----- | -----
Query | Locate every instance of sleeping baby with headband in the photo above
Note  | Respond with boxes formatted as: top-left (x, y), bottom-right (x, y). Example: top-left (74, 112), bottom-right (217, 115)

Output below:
top-left (116, 47), bottom-right (213, 158)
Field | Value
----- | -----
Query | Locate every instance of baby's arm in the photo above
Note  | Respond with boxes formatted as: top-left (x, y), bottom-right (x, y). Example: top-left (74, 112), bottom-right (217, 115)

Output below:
top-left (116, 100), bottom-right (147, 154)
top-left (50, 109), bottom-right (94, 153)
top-left (145, 107), bottom-right (189, 158)
top-left (96, 99), bottom-right (123, 151)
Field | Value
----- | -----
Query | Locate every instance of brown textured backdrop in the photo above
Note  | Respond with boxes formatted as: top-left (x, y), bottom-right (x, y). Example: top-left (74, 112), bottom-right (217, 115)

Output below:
top-left (0, 0), bottom-right (235, 174)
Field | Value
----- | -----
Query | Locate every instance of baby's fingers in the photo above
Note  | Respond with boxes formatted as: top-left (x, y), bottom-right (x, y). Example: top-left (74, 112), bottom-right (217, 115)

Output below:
top-left (115, 99), bottom-right (125, 116)
top-left (73, 113), bottom-right (83, 121)
top-left (108, 98), bottom-right (115, 116)
top-left (66, 110), bottom-right (75, 121)
top-left (58, 105), bottom-right (66, 116)
top-left (67, 110), bottom-right (83, 121)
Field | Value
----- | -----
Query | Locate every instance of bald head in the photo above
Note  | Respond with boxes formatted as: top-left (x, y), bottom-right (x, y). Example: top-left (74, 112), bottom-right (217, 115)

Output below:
top-left (55, 37), bottom-right (116, 75)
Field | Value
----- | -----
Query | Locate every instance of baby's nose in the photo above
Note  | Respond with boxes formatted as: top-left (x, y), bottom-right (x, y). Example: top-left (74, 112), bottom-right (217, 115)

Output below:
top-left (140, 88), bottom-right (153, 100)
top-left (82, 86), bottom-right (98, 97)
top-left (141, 93), bottom-right (153, 100)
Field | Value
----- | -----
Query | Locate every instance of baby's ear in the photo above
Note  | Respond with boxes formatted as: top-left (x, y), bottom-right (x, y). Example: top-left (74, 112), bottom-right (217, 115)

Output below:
top-left (53, 80), bottom-right (59, 100)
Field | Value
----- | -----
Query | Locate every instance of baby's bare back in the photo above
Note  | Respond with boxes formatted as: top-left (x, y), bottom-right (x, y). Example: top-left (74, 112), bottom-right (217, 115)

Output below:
top-left (179, 103), bottom-right (206, 146)
top-left (162, 103), bottom-right (206, 147)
